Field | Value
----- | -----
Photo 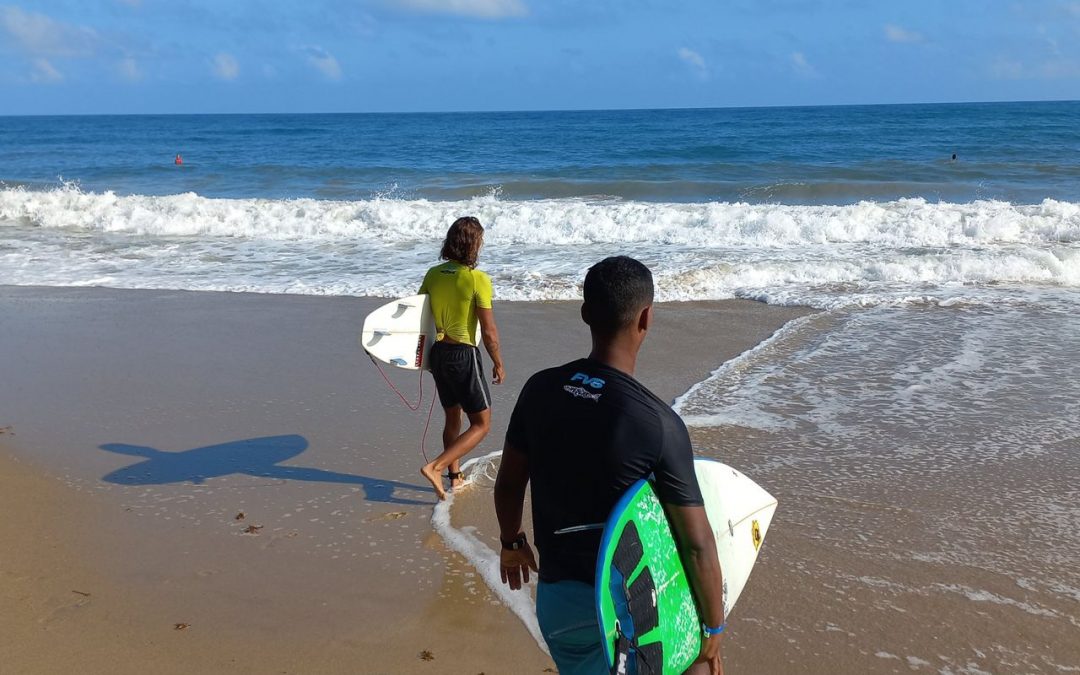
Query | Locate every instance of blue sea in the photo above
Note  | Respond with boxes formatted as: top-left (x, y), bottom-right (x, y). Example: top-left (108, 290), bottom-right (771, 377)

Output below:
top-left (2, 102), bottom-right (1079, 671)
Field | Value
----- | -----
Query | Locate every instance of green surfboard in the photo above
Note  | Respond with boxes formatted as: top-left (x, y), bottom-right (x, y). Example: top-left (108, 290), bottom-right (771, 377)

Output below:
top-left (595, 459), bottom-right (778, 675)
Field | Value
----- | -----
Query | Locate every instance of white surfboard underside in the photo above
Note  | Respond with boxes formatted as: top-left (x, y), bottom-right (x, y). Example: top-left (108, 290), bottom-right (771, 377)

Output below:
top-left (360, 294), bottom-right (437, 371)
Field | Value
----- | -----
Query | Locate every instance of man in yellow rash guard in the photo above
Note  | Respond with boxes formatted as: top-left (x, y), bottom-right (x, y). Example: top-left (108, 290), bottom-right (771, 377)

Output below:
top-left (418, 216), bottom-right (506, 500)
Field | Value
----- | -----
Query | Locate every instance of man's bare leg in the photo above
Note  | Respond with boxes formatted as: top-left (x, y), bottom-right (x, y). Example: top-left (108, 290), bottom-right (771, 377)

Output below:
top-left (442, 407), bottom-right (466, 490)
top-left (421, 408), bottom-right (491, 500)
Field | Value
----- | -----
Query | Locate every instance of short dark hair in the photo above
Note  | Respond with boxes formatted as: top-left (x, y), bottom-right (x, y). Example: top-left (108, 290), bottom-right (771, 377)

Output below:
top-left (582, 256), bottom-right (654, 336)
top-left (440, 216), bottom-right (484, 268)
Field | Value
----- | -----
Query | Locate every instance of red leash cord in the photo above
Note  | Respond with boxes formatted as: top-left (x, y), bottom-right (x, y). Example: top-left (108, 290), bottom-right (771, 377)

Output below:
top-left (368, 356), bottom-right (437, 463)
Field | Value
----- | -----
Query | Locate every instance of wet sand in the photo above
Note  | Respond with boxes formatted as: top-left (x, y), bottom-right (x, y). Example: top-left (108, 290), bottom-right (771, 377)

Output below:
top-left (689, 414), bottom-right (1080, 674)
top-left (0, 286), bottom-right (809, 674)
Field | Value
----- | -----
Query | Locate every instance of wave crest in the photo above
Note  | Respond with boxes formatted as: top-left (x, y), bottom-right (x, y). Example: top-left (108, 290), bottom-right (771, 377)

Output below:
top-left (3, 186), bottom-right (1080, 246)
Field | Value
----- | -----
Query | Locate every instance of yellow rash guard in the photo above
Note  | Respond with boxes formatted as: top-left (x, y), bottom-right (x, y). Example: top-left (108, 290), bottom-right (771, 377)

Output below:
top-left (418, 261), bottom-right (493, 346)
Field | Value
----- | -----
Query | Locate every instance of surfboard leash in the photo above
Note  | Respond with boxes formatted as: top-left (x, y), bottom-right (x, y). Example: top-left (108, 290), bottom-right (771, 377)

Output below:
top-left (368, 354), bottom-right (425, 411)
top-left (367, 355), bottom-right (437, 463)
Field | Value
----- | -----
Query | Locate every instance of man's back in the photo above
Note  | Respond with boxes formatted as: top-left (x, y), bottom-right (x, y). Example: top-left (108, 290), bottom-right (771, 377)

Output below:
top-left (506, 357), bottom-right (702, 584)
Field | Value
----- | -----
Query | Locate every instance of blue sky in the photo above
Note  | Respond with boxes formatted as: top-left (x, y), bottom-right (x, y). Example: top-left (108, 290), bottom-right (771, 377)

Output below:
top-left (3, 0), bottom-right (1080, 114)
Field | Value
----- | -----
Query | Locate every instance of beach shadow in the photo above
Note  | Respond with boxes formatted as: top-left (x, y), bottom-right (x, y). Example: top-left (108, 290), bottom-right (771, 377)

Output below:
top-left (99, 434), bottom-right (432, 505)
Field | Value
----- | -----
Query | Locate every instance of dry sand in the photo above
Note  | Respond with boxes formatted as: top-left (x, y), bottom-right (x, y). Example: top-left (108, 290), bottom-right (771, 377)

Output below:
top-left (0, 286), bottom-right (810, 674)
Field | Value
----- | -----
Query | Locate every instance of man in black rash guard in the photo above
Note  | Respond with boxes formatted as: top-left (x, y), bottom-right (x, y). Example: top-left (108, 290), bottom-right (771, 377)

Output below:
top-left (495, 256), bottom-right (726, 675)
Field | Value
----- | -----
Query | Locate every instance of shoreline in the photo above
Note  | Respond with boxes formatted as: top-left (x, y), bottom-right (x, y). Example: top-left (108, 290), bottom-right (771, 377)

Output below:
top-left (0, 285), bottom-right (811, 674)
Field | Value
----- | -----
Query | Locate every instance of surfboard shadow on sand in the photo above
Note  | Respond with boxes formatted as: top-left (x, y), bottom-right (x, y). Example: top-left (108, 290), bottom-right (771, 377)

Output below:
top-left (99, 434), bottom-right (432, 505)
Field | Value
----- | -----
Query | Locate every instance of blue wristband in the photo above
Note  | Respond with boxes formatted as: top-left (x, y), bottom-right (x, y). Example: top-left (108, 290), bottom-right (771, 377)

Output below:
top-left (702, 622), bottom-right (726, 637)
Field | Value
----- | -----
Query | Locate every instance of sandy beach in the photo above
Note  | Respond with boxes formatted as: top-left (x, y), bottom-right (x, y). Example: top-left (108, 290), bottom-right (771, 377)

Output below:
top-left (0, 286), bottom-right (809, 674)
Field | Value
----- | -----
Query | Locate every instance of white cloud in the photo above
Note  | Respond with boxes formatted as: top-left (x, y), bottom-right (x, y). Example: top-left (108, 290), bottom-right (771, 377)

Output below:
top-left (989, 56), bottom-right (1080, 80)
top-left (990, 58), bottom-right (1024, 79)
top-left (392, 0), bottom-right (527, 19)
top-left (884, 24), bottom-right (924, 44)
top-left (791, 51), bottom-right (819, 78)
top-left (1, 6), bottom-right (100, 57)
top-left (1045, 36), bottom-right (1062, 58)
top-left (117, 57), bottom-right (142, 82)
top-left (1037, 58), bottom-right (1080, 78)
top-left (678, 47), bottom-right (707, 74)
top-left (304, 47), bottom-right (342, 80)
top-left (212, 52), bottom-right (240, 80)
top-left (30, 57), bottom-right (63, 83)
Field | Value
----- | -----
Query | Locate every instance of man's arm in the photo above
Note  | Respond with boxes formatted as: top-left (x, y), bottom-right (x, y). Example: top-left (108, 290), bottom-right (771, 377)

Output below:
top-left (665, 504), bottom-right (725, 675)
top-left (476, 306), bottom-right (505, 384)
top-left (493, 439), bottom-right (536, 590)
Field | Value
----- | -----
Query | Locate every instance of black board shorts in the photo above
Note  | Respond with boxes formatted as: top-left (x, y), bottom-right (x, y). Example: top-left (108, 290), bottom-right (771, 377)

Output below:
top-left (429, 341), bottom-right (491, 414)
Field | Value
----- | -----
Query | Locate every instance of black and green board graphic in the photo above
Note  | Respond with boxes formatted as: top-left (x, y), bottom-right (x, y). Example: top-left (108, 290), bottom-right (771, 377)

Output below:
top-left (595, 459), bottom-right (778, 675)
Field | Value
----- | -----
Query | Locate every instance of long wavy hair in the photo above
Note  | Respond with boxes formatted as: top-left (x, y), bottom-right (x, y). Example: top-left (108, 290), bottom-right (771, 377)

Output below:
top-left (440, 216), bottom-right (485, 268)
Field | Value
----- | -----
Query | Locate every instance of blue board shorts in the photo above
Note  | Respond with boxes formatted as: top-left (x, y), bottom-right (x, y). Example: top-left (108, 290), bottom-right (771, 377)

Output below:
top-left (536, 580), bottom-right (609, 675)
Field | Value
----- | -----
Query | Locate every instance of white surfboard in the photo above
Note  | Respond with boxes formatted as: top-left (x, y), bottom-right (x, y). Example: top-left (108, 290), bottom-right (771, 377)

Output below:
top-left (695, 459), bottom-right (778, 618)
top-left (360, 295), bottom-right (437, 371)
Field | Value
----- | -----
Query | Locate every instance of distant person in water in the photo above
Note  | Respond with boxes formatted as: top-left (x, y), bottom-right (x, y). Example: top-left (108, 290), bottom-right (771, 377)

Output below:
top-left (174, 154), bottom-right (183, 165)
top-left (951, 153), bottom-right (957, 162)
top-left (418, 216), bottom-right (506, 500)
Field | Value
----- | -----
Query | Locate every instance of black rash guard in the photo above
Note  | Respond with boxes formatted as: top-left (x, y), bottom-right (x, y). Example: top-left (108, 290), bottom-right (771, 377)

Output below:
top-left (505, 357), bottom-right (703, 584)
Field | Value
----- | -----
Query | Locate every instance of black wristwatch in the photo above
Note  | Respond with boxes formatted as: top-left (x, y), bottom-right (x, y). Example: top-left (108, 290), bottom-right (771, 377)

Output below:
top-left (501, 532), bottom-right (527, 551)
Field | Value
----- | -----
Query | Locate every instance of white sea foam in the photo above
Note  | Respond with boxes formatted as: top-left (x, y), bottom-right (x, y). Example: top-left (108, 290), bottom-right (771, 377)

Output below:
top-left (934, 584), bottom-right (1062, 619)
top-left (430, 451), bottom-right (548, 654)
top-left (2, 186), bottom-right (1079, 306)
top-left (674, 302), bottom-right (1080, 476)
top-left (5, 186), bottom-right (1080, 245)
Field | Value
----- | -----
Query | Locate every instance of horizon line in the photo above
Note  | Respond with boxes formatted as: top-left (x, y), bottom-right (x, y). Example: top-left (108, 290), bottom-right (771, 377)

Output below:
top-left (2, 97), bottom-right (1078, 119)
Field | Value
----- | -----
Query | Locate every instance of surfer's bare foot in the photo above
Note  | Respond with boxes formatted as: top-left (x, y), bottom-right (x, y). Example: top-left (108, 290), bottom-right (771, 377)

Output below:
top-left (420, 463), bottom-right (447, 500)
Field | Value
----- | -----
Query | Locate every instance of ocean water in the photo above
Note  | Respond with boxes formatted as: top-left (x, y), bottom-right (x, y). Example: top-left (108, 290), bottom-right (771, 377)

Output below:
top-left (1, 103), bottom-right (1078, 302)
top-left (3, 102), bottom-right (1079, 671)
